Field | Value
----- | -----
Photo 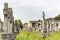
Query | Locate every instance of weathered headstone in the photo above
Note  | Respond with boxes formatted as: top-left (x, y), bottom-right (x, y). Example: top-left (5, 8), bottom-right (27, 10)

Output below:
top-left (1, 3), bottom-right (15, 40)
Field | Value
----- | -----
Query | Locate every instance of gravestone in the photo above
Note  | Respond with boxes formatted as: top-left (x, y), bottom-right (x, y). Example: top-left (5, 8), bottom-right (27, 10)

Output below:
top-left (1, 3), bottom-right (15, 40)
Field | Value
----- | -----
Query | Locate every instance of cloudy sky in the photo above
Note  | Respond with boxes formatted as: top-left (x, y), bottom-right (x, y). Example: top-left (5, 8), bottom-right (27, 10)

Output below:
top-left (0, 0), bottom-right (60, 23)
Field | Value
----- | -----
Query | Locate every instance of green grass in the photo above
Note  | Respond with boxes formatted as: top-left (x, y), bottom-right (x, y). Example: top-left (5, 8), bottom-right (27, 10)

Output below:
top-left (16, 30), bottom-right (43, 40)
top-left (45, 31), bottom-right (60, 40)
top-left (0, 32), bottom-right (1, 40)
top-left (16, 31), bottom-right (60, 40)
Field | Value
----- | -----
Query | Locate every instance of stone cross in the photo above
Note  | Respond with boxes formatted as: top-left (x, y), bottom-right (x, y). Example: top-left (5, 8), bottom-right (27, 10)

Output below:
top-left (1, 3), bottom-right (15, 40)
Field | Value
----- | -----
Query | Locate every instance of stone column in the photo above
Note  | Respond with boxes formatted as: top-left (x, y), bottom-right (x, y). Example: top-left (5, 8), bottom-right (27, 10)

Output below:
top-left (42, 12), bottom-right (47, 40)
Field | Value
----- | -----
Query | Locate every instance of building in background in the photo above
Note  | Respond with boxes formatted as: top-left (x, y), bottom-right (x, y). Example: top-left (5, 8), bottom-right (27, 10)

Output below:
top-left (23, 18), bottom-right (60, 35)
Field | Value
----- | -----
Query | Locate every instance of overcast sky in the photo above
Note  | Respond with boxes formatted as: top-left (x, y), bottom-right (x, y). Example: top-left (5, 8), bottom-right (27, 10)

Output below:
top-left (0, 0), bottom-right (60, 23)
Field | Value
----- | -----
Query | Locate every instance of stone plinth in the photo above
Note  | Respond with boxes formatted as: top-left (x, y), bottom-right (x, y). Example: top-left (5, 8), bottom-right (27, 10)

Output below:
top-left (1, 33), bottom-right (15, 40)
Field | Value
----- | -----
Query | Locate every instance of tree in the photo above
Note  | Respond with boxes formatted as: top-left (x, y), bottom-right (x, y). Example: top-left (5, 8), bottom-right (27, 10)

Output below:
top-left (54, 14), bottom-right (60, 20)
top-left (14, 19), bottom-right (23, 30)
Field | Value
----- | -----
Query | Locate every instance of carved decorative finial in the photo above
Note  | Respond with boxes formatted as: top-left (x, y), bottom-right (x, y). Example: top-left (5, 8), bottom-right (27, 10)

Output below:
top-left (42, 11), bottom-right (45, 16)
top-left (42, 11), bottom-right (45, 20)
top-left (4, 3), bottom-right (8, 9)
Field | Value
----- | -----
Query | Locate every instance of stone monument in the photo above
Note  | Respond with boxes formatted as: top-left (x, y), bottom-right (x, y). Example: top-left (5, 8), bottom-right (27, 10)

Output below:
top-left (1, 3), bottom-right (15, 40)
top-left (42, 12), bottom-right (47, 40)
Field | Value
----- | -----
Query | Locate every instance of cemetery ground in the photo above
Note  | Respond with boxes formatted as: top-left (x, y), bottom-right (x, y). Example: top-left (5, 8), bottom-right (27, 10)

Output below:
top-left (0, 30), bottom-right (60, 40)
top-left (16, 30), bottom-right (60, 40)
top-left (1, 3), bottom-right (60, 40)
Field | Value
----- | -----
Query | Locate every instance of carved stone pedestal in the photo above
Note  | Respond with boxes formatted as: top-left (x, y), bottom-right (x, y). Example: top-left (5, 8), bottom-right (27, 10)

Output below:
top-left (1, 33), bottom-right (15, 40)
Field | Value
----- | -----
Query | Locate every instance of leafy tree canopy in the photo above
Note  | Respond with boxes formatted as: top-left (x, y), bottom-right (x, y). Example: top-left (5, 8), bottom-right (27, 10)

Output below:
top-left (54, 14), bottom-right (60, 20)
top-left (14, 19), bottom-right (23, 26)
